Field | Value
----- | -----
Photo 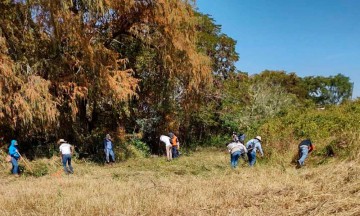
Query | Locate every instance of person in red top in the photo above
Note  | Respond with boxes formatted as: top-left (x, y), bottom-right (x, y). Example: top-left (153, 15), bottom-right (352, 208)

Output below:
top-left (297, 139), bottom-right (315, 167)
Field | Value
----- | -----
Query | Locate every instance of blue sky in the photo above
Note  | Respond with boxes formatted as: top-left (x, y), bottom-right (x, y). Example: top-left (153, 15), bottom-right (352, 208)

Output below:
top-left (196, 0), bottom-right (360, 98)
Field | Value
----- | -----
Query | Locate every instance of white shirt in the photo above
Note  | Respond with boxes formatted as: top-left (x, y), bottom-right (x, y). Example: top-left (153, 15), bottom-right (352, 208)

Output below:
top-left (59, 143), bottom-right (72, 155)
top-left (227, 142), bottom-right (248, 154)
top-left (160, 135), bottom-right (172, 147)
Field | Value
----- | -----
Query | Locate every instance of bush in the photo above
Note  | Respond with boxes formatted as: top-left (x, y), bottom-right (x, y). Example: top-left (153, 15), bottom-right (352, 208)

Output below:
top-left (30, 161), bottom-right (49, 177)
top-left (119, 137), bottom-right (151, 159)
top-left (200, 134), bottom-right (230, 148)
top-left (256, 100), bottom-right (360, 165)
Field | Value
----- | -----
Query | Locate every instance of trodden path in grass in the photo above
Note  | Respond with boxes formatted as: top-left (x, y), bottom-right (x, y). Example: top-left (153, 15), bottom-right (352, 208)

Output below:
top-left (0, 150), bottom-right (359, 215)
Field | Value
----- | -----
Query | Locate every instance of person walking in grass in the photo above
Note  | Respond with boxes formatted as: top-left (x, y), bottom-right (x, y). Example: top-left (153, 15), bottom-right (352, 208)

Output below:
top-left (104, 134), bottom-right (115, 164)
top-left (297, 139), bottom-right (315, 168)
top-left (59, 139), bottom-right (74, 174)
top-left (8, 140), bottom-right (20, 177)
top-left (160, 135), bottom-right (172, 161)
top-left (227, 140), bottom-right (248, 168)
top-left (246, 136), bottom-right (264, 166)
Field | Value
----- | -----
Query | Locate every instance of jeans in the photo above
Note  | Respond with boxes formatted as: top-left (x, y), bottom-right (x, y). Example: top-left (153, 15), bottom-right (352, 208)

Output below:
top-left (105, 149), bottom-right (115, 163)
top-left (298, 146), bottom-right (309, 166)
top-left (11, 157), bottom-right (19, 174)
top-left (172, 146), bottom-right (179, 158)
top-left (247, 151), bottom-right (256, 166)
top-left (230, 151), bottom-right (241, 168)
top-left (62, 154), bottom-right (74, 174)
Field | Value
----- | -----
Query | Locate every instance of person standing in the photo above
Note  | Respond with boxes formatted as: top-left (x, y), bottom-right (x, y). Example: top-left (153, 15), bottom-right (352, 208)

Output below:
top-left (8, 140), bottom-right (20, 177)
top-left (160, 135), bottom-right (172, 161)
top-left (59, 139), bottom-right (74, 174)
top-left (297, 139), bottom-right (315, 167)
top-left (103, 134), bottom-right (115, 164)
top-left (246, 136), bottom-right (264, 166)
top-left (227, 141), bottom-right (248, 168)
top-left (169, 132), bottom-right (179, 158)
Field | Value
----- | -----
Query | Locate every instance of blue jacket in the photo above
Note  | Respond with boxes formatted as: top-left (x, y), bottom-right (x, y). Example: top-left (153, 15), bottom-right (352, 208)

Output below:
top-left (8, 140), bottom-right (20, 159)
top-left (103, 138), bottom-right (113, 150)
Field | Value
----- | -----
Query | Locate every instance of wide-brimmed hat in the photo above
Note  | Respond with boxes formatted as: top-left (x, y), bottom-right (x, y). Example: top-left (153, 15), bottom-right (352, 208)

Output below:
top-left (58, 139), bottom-right (67, 144)
top-left (255, 136), bottom-right (262, 141)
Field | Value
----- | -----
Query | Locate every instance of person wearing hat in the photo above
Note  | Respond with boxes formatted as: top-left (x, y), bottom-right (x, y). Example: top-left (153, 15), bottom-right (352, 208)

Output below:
top-left (103, 134), bottom-right (115, 164)
top-left (8, 140), bottom-right (20, 176)
top-left (245, 136), bottom-right (264, 166)
top-left (297, 139), bottom-right (315, 168)
top-left (58, 139), bottom-right (74, 174)
top-left (232, 132), bottom-right (239, 142)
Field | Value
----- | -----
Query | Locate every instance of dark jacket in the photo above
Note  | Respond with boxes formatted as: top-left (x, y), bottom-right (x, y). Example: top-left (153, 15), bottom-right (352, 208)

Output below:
top-left (298, 139), bottom-right (314, 152)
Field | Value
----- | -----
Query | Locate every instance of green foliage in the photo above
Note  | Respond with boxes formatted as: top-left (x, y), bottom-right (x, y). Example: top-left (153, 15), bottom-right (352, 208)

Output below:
top-left (27, 161), bottom-right (49, 177)
top-left (258, 99), bottom-right (360, 164)
top-left (218, 72), bottom-right (250, 132)
top-left (195, 12), bottom-right (239, 78)
top-left (302, 73), bottom-right (353, 105)
top-left (114, 136), bottom-right (151, 160)
top-left (253, 70), bottom-right (307, 100)
top-left (201, 134), bottom-right (230, 148)
top-left (128, 137), bottom-right (151, 158)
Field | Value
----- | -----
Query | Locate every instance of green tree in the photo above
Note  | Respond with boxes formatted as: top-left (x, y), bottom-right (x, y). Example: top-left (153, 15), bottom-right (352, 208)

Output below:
top-left (195, 12), bottom-right (239, 79)
top-left (302, 74), bottom-right (353, 105)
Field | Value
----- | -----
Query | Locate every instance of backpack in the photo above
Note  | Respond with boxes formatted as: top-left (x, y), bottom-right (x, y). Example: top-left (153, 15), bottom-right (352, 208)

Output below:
top-left (238, 134), bottom-right (246, 142)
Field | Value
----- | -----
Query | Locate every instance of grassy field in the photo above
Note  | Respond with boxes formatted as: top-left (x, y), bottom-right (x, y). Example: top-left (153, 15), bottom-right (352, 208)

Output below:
top-left (0, 149), bottom-right (359, 215)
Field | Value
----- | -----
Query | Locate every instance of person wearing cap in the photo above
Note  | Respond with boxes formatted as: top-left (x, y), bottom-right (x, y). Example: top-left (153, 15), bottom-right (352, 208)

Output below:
top-left (297, 139), bottom-right (315, 167)
top-left (246, 136), bottom-right (264, 166)
top-left (232, 132), bottom-right (239, 142)
top-left (160, 135), bottom-right (172, 161)
top-left (103, 134), bottom-right (115, 164)
top-left (227, 140), bottom-right (248, 168)
top-left (59, 139), bottom-right (74, 174)
top-left (8, 140), bottom-right (20, 176)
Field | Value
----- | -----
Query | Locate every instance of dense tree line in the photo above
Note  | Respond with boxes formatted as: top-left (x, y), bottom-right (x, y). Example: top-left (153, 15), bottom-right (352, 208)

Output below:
top-left (0, 0), bottom-right (353, 157)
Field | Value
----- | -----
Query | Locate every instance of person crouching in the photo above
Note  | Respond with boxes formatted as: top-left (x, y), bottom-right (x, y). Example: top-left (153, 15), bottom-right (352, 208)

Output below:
top-left (227, 141), bottom-right (248, 168)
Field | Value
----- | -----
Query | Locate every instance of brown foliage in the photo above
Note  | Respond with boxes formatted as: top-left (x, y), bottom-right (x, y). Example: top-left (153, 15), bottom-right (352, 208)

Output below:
top-left (0, 0), bottom-right (212, 150)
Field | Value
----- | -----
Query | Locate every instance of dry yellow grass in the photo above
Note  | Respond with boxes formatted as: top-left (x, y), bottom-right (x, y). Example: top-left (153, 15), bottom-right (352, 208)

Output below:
top-left (0, 150), bottom-right (359, 216)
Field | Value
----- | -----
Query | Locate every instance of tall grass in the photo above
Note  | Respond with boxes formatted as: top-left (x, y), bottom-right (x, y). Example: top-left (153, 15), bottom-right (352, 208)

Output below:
top-left (1, 150), bottom-right (359, 215)
top-left (257, 101), bottom-right (360, 165)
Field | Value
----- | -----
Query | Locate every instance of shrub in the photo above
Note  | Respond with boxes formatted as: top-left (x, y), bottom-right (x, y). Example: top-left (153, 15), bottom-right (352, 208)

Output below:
top-left (257, 100), bottom-right (360, 164)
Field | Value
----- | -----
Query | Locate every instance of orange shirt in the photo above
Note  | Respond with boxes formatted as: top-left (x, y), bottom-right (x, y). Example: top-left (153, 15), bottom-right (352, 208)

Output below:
top-left (171, 135), bottom-right (178, 146)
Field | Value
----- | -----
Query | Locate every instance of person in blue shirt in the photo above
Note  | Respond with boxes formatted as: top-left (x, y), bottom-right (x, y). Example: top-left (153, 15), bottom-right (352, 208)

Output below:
top-left (8, 140), bottom-right (20, 176)
top-left (103, 134), bottom-right (115, 164)
top-left (246, 136), bottom-right (264, 166)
